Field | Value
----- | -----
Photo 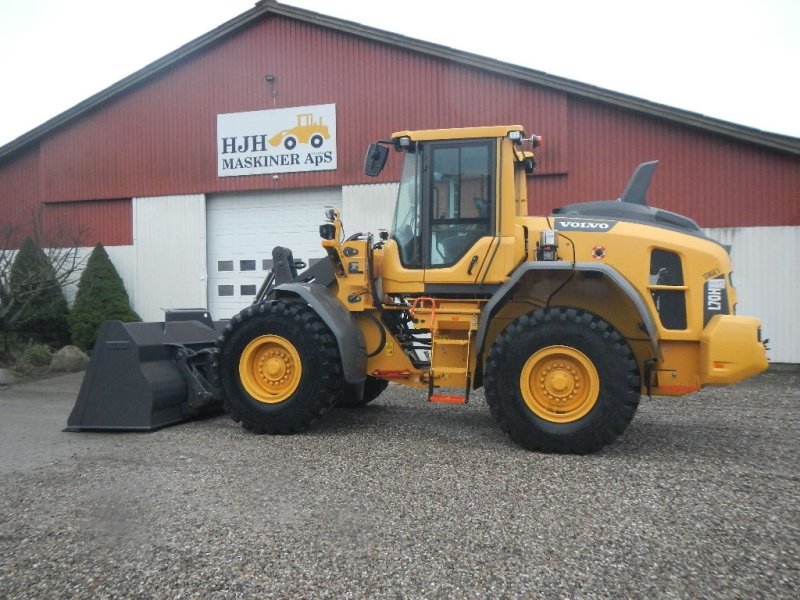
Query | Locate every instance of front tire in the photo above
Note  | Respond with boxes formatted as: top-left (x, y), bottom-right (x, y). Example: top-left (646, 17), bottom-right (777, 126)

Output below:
top-left (484, 307), bottom-right (640, 454)
top-left (216, 299), bottom-right (343, 434)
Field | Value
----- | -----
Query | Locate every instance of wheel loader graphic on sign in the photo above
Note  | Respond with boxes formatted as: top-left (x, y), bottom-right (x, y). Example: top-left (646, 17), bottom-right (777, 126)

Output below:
top-left (67, 125), bottom-right (768, 455)
top-left (268, 113), bottom-right (330, 150)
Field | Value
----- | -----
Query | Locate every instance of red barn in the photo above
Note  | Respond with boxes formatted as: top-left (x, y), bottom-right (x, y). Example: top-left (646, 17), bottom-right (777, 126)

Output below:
top-left (1, 1), bottom-right (798, 360)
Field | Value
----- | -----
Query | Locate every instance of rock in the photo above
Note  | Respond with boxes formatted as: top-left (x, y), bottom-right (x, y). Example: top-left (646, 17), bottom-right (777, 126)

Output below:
top-left (0, 368), bottom-right (18, 385)
top-left (50, 345), bottom-right (90, 372)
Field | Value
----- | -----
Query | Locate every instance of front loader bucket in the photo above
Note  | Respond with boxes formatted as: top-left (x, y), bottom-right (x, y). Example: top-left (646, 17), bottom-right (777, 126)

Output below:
top-left (66, 311), bottom-right (227, 432)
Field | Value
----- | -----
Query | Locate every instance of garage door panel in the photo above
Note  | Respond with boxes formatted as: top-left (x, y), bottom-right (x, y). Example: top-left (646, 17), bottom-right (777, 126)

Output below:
top-left (207, 188), bottom-right (341, 318)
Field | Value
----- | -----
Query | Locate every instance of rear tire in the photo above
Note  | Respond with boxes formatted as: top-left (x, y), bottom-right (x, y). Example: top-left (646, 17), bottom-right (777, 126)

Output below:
top-left (337, 376), bottom-right (388, 408)
top-left (216, 299), bottom-right (343, 434)
top-left (484, 307), bottom-right (640, 454)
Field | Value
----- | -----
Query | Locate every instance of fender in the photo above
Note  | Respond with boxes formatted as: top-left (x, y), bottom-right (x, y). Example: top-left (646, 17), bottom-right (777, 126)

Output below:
top-left (272, 282), bottom-right (367, 385)
top-left (475, 261), bottom-right (661, 360)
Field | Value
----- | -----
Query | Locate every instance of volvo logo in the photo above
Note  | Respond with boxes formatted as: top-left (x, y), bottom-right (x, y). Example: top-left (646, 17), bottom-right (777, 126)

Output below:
top-left (555, 219), bottom-right (617, 232)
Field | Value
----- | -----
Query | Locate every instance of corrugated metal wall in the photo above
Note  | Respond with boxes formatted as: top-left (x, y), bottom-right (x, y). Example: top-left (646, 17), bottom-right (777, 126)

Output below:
top-left (42, 199), bottom-right (132, 246)
top-left (30, 15), bottom-right (570, 206)
top-left (341, 183), bottom-right (399, 238)
top-left (529, 98), bottom-right (800, 228)
top-left (0, 147), bottom-right (40, 246)
top-left (2, 12), bottom-right (797, 245)
top-left (132, 194), bottom-right (208, 321)
top-left (704, 226), bottom-right (800, 364)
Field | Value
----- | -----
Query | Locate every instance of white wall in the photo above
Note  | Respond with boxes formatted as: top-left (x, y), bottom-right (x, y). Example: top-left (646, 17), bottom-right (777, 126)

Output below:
top-left (132, 194), bottom-right (208, 322)
top-left (704, 226), bottom-right (799, 364)
top-left (341, 183), bottom-right (398, 238)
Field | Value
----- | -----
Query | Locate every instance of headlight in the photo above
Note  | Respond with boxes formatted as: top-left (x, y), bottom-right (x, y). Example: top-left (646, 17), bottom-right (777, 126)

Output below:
top-left (319, 223), bottom-right (335, 240)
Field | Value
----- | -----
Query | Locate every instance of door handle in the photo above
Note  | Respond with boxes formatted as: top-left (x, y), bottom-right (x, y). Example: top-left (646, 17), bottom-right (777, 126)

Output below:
top-left (467, 255), bottom-right (479, 275)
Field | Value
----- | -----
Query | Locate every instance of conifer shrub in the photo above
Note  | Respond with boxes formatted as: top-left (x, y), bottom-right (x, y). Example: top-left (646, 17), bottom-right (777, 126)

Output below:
top-left (70, 243), bottom-right (141, 351)
top-left (7, 237), bottom-right (71, 346)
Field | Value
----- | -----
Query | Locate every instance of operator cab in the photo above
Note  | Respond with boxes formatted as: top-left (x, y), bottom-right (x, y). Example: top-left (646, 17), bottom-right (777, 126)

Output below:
top-left (392, 138), bottom-right (494, 270)
top-left (365, 125), bottom-right (538, 289)
top-left (366, 127), bottom-right (520, 286)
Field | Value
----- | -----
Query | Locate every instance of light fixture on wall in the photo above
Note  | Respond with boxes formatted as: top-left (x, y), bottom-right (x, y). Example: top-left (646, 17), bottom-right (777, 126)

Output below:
top-left (265, 74), bottom-right (277, 106)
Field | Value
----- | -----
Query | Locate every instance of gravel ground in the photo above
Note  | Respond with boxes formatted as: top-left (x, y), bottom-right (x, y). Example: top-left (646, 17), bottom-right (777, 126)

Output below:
top-left (0, 367), bottom-right (798, 599)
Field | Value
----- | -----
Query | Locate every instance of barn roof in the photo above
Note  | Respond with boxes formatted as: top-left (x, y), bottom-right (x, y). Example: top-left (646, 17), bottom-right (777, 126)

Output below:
top-left (1, 0), bottom-right (798, 161)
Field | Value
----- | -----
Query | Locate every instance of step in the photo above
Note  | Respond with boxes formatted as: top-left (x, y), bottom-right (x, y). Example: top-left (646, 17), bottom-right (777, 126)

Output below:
top-left (433, 338), bottom-right (470, 346)
top-left (429, 394), bottom-right (467, 404)
top-left (432, 366), bottom-right (469, 374)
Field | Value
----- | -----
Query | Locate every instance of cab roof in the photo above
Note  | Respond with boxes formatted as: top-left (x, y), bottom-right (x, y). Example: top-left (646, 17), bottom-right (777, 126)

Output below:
top-left (390, 125), bottom-right (524, 142)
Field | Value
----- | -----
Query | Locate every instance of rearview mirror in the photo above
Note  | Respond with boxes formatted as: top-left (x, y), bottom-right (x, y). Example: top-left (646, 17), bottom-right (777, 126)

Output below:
top-left (364, 143), bottom-right (389, 177)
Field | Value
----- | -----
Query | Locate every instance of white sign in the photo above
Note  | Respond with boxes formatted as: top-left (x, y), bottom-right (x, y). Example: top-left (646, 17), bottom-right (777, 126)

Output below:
top-left (217, 104), bottom-right (337, 177)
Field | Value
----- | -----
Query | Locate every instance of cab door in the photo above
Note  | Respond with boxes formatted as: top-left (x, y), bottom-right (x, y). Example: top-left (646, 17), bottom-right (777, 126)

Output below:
top-left (422, 139), bottom-right (496, 285)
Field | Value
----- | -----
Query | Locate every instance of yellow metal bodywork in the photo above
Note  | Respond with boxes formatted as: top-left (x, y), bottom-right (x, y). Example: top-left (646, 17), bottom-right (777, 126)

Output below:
top-left (701, 315), bottom-right (768, 384)
top-left (319, 125), bottom-right (767, 402)
top-left (510, 215), bottom-right (767, 393)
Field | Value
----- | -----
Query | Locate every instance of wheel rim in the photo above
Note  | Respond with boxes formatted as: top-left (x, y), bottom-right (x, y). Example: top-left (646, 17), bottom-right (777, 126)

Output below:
top-left (520, 345), bottom-right (600, 423)
top-left (239, 335), bottom-right (302, 404)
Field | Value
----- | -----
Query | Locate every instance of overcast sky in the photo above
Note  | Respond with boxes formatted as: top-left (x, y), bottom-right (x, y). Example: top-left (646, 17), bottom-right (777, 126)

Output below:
top-left (0, 0), bottom-right (797, 148)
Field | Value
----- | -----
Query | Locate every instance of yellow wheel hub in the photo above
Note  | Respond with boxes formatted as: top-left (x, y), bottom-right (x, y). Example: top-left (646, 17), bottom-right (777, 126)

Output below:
top-left (520, 345), bottom-right (600, 423)
top-left (239, 335), bottom-right (302, 404)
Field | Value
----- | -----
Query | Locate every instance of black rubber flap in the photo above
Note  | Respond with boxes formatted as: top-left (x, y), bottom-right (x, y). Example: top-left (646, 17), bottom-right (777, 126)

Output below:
top-left (66, 319), bottom-right (223, 431)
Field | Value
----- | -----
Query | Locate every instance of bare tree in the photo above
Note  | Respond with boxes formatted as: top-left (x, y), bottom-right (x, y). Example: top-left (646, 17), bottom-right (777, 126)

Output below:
top-left (0, 209), bottom-right (88, 335)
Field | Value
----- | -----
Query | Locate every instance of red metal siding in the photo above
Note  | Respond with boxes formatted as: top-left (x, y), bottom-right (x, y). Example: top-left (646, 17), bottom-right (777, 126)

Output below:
top-left (37, 15), bottom-right (569, 202)
top-left (529, 98), bottom-right (800, 227)
top-left (0, 146), bottom-right (41, 246)
top-left (0, 145), bottom-right (132, 246)
top-left (1, 11), bottom-right (798, 247)
top-left (42, 199), bottom-right (132, 246)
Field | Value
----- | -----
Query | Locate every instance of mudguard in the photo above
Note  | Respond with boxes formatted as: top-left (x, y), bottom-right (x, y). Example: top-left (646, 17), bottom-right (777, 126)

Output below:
top-left (475, 261), bottom-right (660, 360)
top-left (272, 282), bottom-right (367, 385)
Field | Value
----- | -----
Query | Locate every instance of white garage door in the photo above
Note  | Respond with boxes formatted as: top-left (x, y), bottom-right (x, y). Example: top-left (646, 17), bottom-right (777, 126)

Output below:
top-left (207, 187), bottom-right (342, 319)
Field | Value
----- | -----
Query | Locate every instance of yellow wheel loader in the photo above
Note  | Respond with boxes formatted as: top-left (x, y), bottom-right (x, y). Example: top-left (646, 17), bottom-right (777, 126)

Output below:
top-left (68, 125), bottom-right (768, 453)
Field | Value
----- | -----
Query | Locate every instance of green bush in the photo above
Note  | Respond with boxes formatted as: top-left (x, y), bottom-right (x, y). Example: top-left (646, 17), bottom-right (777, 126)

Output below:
top-left (7, 237), bottom-right (71, 346)
top-left (70, 243), bottom-right (141, 351)
top-left (19, 342), bottom-right (55, 368)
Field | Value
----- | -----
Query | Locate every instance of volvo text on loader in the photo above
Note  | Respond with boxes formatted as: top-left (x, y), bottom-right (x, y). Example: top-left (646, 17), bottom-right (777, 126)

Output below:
top-left (68, 125), bottom-right (768, 454)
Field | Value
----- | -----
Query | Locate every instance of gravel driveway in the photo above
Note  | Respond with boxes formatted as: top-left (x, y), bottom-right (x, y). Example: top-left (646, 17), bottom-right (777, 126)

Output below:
top-left (1, 367), bottom-right (798, 599)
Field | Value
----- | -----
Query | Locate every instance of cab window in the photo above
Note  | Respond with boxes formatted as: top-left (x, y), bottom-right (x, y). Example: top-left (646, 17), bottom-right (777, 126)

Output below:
top-left (392, 150), bottom-right (423, 269)
top-left (428, 142), bottom-right (493, 268)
